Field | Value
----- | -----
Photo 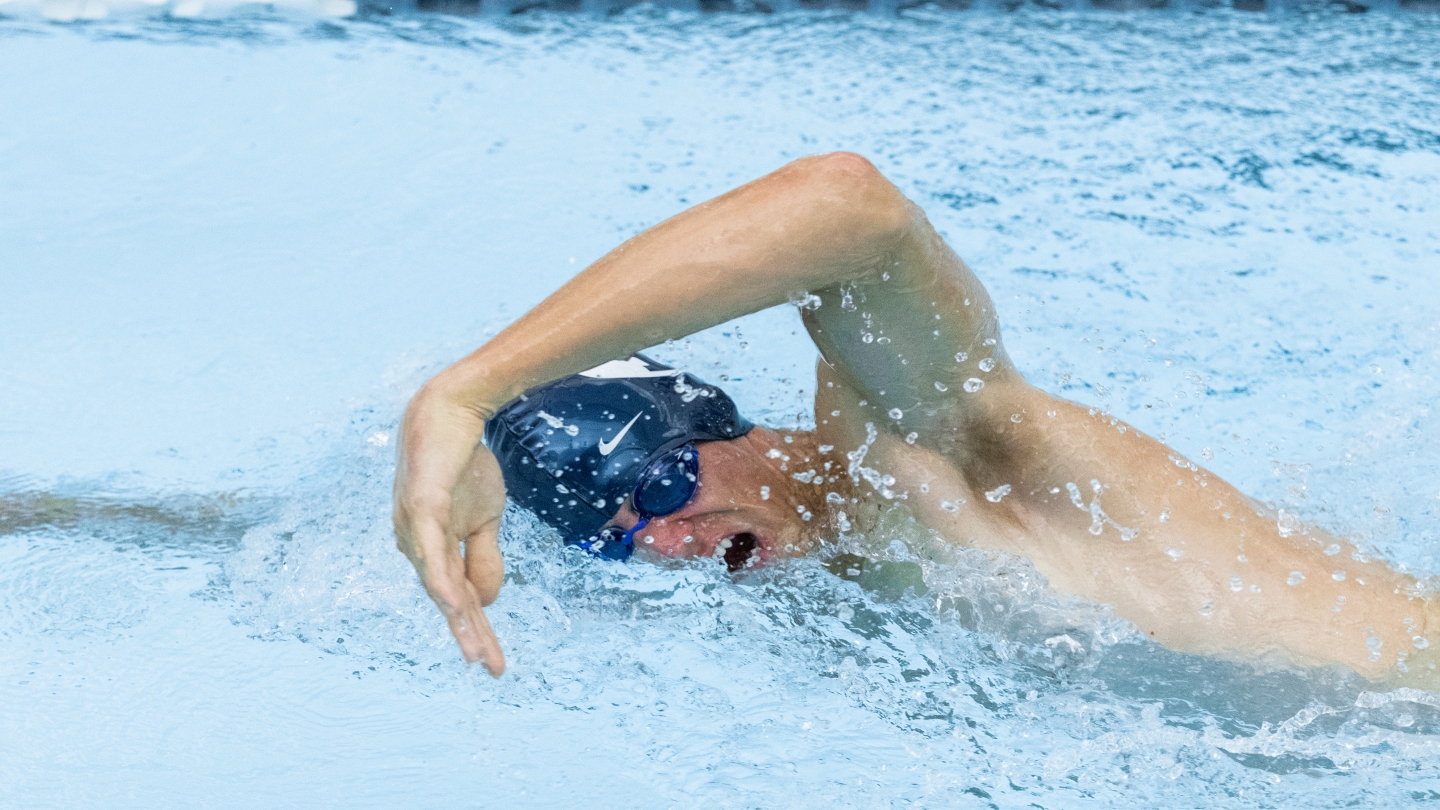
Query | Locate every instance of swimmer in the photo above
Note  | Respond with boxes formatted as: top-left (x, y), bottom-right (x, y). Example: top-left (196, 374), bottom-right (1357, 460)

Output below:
top-left (392, 152), bottom-right (1436, 685)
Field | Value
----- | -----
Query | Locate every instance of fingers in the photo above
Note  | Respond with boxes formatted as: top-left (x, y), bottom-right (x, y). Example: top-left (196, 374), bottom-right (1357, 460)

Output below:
top-left (441, 580), bottom-right (507, 677)
top-left (406, 515), bottom-right (507, 676)
top-left (465, 520), bottom-right (506, 607)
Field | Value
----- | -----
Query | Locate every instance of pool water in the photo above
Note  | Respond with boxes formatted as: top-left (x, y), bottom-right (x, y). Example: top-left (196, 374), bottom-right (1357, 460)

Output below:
top-left (3, 4), bottom-right (1440, 807)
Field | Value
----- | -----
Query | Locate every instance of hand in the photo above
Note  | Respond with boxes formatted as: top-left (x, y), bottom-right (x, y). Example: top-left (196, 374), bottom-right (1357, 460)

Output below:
top-left (392, 386), bottom-right (508, 676)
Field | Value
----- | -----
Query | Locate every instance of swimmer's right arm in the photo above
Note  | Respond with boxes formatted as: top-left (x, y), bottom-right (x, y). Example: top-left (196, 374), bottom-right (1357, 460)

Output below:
top-left (395, 151), bottom-right (984, 671)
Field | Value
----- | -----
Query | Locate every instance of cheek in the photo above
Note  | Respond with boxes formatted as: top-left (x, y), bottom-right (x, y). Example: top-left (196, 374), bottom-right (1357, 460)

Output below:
top-left (637, 520), bottom-right (696, 557)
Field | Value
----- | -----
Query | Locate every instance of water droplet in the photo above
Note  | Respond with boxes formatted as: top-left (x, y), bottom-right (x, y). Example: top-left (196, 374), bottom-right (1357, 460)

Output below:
top-left (905, 432), bottom-right (918, 444)
top-left (1325, 544), bottom-right (1341, 556)
top-left (978, 358), bottom-right (997, 373)
top-left (862, 332), bottom-right (874, 344)
top-left (682, 535), bottom-right (694, 544)
top-left (1201, 447), bottom-right (1214, 461)
top-left (1333, 570), bottom-right (1346, 581)
top-left (940, 501), bottom-right (960, 513)
top-left (1277, 509), bottom-right (1300, 538)
top-left (985, 484), bottom-right (1012, 503)
top-left (826, 492), bottom-right (844, 504)
top-left (889, 408), bottom-right (904, 420)
top-left (1287, 571), bottom-right (1305, 586)
top-left (919, 482), bottom-right (929, 493)
top-left (1166, 548), bottom-right (1183, 561)
top-left (644, 535), bottom-right (655, 544)
top-left (934, 381), bottom-right (948, 392)
top-left (1414, 636), bottom-right (1430, 650)
top-left (760, 486), bottom-right (770, 500)
top-left (1229, 576), bottom-right (1244, 592)
top-left (963, 378), bottom-right (985, 393)
top-left (1010, 413), bottom-right (1023, 423)
top-left (983, 338), bottom-right (996, 347)
top-left (954, 352), bottom-right (968, 363)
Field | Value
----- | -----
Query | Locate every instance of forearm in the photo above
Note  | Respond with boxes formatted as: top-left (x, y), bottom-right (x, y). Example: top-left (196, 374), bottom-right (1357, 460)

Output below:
top-left (427, 152), bottom-right (912, 420)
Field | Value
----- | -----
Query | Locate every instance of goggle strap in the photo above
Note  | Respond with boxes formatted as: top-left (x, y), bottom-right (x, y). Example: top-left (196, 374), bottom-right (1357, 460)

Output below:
top-left (620, 516), bottom-right (649, 550)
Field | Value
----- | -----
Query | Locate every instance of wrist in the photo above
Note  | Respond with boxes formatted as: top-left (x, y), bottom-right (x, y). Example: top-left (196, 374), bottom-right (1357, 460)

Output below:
top-left (425, 358), bottom-right (513, 424)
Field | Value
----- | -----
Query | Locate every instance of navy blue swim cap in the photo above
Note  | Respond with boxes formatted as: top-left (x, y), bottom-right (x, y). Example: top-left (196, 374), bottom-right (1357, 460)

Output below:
top-left (483, 354), bottom-right (753, 542)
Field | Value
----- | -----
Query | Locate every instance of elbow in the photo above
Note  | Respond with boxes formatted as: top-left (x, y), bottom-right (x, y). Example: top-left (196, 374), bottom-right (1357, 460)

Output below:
top-left (793, 151), bottom-right (915, 251)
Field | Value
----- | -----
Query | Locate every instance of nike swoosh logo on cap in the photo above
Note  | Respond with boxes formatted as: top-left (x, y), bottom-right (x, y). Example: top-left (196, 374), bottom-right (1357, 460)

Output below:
top-left (598, 412), bottom-right (642, 456)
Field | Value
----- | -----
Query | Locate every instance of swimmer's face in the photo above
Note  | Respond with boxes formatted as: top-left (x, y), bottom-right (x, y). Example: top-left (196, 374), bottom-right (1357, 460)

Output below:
top-left (606, 430), bottom-right (809, 571)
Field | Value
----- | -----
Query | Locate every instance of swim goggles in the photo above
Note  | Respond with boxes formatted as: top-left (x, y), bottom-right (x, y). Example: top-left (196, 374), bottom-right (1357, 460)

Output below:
top-left (568, 443), bottom-right (699, 561)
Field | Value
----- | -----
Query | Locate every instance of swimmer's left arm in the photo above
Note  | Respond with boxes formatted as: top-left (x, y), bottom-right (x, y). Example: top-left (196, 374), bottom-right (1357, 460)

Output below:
top-left (396, 152), bottom-right (953, 670)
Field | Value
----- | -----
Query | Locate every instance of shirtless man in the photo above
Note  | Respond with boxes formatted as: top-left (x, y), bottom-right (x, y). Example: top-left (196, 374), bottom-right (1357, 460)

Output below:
top-left (392, 152), bottom-right (1435, 685)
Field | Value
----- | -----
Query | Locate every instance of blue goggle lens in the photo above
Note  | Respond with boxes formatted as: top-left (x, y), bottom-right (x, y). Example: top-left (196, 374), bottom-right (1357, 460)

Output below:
top-left (632, 445), bottom-right (699, 518)
top-left (568, 444), bottom-right (700, 562)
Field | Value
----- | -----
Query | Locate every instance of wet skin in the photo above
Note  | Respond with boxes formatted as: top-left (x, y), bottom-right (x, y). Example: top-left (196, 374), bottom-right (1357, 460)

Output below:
top-left (394, 151), bottom-right (1437, 685)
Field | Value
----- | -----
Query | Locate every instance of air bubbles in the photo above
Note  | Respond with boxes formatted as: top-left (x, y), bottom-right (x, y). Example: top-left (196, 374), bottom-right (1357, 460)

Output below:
top-left (1333, 570), bottom-right (1346, 581)
top-left (1159, 510), bottom-right (1170, 523)
top-left (940, 500), bottom-right (961, 513)
top-left (643, 535), bottom-right (655, 544)
top-left (1415, 636), bottom-right (1431, 650)
top-left (682, 535), bottom-right (694, 544)
top-left (889, 408), bottom-right (904, 420)
top-left (954, 352), bottom-right (969, 363)
top-left (1201, 447), bottom-right (1214, 461)
top-left (934, 381), bottom-right (948, 392)
top-left (760, 486), bottom-right (770, 500)
top-left (983, 338), bottom-right (996, 347)
top-left (905, 432), bottom-right (918, 444)
top-left (1287, 571), bottom-right (1305, 586)
top-left (1010, 413), bottom-right (1023, 423)
top-left (978, 358), bottom-right (997, 373)
top-left (963, 378), bottom-right (985, 393)
top-left (826, 491), bottom-right (844, 505)
top-left (1325, 544), bottom-right (1342, 556)
top-left (1166, 548), bottom-right (1183, 561)
top-left (1229, 576), bottom-right (1244, 592)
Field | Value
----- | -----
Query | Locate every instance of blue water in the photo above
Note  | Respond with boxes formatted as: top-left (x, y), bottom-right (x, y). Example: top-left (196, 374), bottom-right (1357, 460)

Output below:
top-left (3, 5), bottom-right (1440, 807)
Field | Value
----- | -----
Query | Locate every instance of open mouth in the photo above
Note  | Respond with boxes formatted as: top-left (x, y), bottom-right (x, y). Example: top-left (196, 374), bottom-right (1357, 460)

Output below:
top-left (721, 532), bottom-right (759, 572)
